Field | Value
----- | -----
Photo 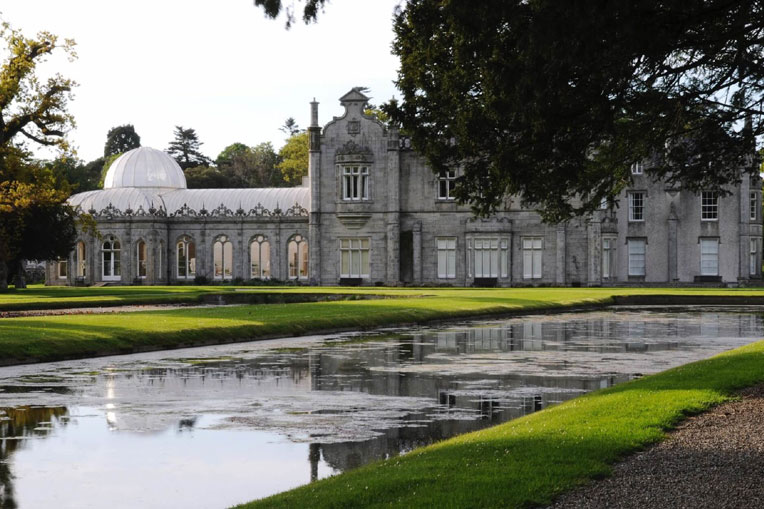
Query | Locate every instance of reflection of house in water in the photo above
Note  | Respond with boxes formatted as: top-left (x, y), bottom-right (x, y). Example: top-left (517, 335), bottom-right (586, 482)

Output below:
top-left (308, 415), bottom-right (485, 479)
top-left (0, 406), bottom-right (68, 508)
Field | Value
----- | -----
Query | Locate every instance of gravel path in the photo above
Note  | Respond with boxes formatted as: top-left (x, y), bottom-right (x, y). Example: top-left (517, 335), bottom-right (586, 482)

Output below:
top-left (549, 384), bottom-right (764, 509)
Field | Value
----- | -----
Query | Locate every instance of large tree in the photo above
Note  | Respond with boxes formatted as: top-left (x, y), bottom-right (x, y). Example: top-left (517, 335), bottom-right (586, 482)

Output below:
top-left (387, 0), bottom-right (764, 221)
top-left (44, 155), bottom-right (101, 193)
top-left (0, 20), bottom-right (78, 289)
top-left (217, 142), bottom-right (284, 188)
top-left (104, 124), bottom-right (140, 157)
top-left (277, 131), bottom-right (309, 185)
top-left (257, 0), bottom-right (764, 221)
top-left (184, 165), bottom-right (230, 189)
top-left (166, 126), bottom-right (211, 170)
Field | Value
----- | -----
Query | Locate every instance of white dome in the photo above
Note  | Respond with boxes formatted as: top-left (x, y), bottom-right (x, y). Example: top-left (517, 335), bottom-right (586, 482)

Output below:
top-left (103, 147), bottom-right (187, 189)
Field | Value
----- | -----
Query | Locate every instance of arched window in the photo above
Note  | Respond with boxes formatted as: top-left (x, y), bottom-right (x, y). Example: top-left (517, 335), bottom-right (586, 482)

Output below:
top-left (102, 236), bottom-right (121, 281)
top-left (158, 240), bottom-right (164, 280)
top-left (250, 235), bottom-right (271, 279)
top-left (136, 240), bottom-right (147, 278)
top-left (177, 236), bottom-right (196, 279)
top-left (76, 241), bottom-right (86, 278)
top-left (213, 235), bottom-right (233, 280)
top-left (288, 234), bottom-right (308, 279)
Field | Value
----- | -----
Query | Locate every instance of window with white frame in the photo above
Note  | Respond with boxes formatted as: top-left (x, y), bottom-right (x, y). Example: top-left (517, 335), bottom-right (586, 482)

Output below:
top-left (213, 235), bottom-right (233, 280)
top-left (341, 165), bottom-right (369, 200)
top-left (340, 238), bottom-right (370, 278)
top-left (750, 238), bottom-right (758, 276)
top-left (288, 234), bottom-right (309, 279)
top-left (57, 260), bottom-right (68, 279)
top-left (438, 170), bottom-right (456, 200)
top-left (700, 238), bottom-right (719, 276)
top-left (751, 192), bottom-right (758, 221)
top-left (628, 192), bottom-right (644, 221)
top-left (437, 238), bottom-right (456, 278)
top-left (522, 237), bottom-right (543, 279)
top-left (76, 241), bottom-right (86, 278)
top-left (467, 238), bottom-right (509, 278)
top-left (102, 236), bottom-right (121, 281)
top-left (472, 238), bottom-right (500, 278)
top-left (627, 239), bottom-right (646, 276)
top-left (176, 236), bottom-right (196, 279)
top-left (136, 240), bottom-right (147, 278)
top-left (250, 235), bottom-right (271, 279)
top-left (701, 191), bottom-right (718, 220)
top-left (630, 161), bottom-right (643, 174)
top-left (602, 238), bottom-right (615, 279)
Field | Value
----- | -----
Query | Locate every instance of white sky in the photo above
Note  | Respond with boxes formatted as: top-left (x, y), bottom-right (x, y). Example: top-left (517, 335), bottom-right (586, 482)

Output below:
top-left (1, 0), bottom-right (402, 162)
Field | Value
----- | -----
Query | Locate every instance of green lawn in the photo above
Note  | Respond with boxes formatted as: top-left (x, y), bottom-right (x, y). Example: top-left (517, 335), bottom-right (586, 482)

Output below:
top-left (1, 286), bottom-right (763, 365)
top-left (0, 285), bottom-right (238, 311)
top-left (2, 284), bottom-right (764, 311)
top-left (236, 336), bottom-right (764, 509)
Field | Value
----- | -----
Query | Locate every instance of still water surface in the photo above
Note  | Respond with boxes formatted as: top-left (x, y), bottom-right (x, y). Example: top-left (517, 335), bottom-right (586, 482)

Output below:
top-left (1, 308), bottom-right (762, 508)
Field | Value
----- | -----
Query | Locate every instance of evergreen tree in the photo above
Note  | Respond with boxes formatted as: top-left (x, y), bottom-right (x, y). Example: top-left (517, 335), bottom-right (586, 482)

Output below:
top-left (166, 126), bottom-right (211, 170)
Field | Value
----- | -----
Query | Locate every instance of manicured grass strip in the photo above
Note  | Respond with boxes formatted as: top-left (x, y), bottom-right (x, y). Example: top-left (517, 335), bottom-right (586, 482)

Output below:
top-left (2, 287), bottom-right (764, 365)
top-left (234, 339), bottom-right (764, 509)
top-left (0, 285), bottom-right (233, 311)
top-left (0, 288), bottom-right (617, 364)
top-left (2, 284), bottom-right (764, 311)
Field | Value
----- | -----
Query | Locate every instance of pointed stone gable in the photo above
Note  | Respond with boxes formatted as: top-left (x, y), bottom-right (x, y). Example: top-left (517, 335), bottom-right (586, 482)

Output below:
top-left (339, 88), bottom-right (370, 104)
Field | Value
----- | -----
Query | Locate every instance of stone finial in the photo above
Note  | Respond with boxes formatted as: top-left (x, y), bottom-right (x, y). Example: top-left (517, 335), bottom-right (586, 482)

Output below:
top-left (310, 98), bottom-right (319, 128)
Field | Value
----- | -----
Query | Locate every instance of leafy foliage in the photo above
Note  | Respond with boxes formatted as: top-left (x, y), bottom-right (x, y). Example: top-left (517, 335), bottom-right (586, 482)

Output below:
top-left (253, 0), bottom-right (327, 28)
top-left (166, 126), bottom-right (211, 170)
top-left (0, 19), bottom-right (78, 288)
top-left (214, 142), bottom-right (284, 188)
top-left (184, 165), bottom-right (230, 189)
top-left (103, 124), bottom-right (140, 157)
top-left (44, 155), bottom-right (102, 193)
top-left (388, 0), bottom-right (764, 220)
top-left (277, 132), bottom-right (309, 185)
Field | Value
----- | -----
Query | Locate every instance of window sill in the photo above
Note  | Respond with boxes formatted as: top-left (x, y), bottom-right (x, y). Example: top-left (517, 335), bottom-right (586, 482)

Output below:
top-left (694, 275), bottom-right (721, 282)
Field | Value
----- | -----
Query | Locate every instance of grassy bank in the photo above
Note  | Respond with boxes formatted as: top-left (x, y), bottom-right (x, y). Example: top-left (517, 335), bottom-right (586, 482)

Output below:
top-left (236, 337), bottom-right (764, 509)
top-left (0, 285), bottom-right (239, 311)
top-left (1, 287), bottom-right (764, 365)
top-left (3, 284), bottom-right (764, 312)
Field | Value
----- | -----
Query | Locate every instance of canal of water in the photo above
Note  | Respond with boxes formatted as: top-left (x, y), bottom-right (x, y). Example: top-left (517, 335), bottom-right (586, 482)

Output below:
top-left (1, 307), bottom-right (762, 508)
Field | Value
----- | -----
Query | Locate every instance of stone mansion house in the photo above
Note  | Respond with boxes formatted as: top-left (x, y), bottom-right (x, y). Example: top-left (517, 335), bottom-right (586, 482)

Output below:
top-left (47, 88), bottom-right (763, 287)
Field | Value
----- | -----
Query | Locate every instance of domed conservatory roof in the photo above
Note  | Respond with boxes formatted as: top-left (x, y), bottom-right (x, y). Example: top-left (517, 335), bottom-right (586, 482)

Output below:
top-left (68, 146), bottom-right (309, 218)
top-left (103, 147), bottom-right (187, 189)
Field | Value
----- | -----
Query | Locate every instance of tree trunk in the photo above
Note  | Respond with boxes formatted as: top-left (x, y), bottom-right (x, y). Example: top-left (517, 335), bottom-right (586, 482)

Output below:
top-left (0, 259), bottom-right (7, 291)
top-left (13, 260), bottom-right (26, 289)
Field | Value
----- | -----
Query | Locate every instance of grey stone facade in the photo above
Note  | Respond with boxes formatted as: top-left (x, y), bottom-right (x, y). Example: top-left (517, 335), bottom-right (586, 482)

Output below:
top-left (47, 88), bottom-right (763, 287)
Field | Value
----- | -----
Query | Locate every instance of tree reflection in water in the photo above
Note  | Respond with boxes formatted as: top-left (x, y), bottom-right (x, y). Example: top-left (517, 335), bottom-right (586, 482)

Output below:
top-left (0, 406), bottom-right (68, 509)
